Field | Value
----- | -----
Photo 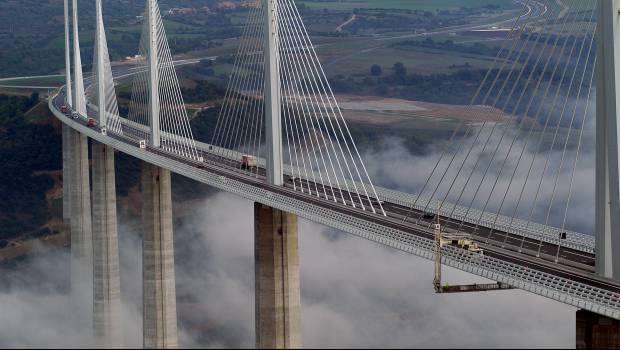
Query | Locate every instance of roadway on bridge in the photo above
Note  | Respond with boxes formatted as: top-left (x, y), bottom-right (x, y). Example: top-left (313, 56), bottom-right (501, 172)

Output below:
top-left (52, 91), bottom-right (620, 298)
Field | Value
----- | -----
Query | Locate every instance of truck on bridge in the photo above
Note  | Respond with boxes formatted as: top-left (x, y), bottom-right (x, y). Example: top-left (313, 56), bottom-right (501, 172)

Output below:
top-left (241, 154), bottom-right (258, 169)
top-left (439, 232), bottom-right (484, 255)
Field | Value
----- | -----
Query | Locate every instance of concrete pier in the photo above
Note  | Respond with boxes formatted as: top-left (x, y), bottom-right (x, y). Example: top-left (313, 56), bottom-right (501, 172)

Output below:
top-left (254, 203), bottom-right (302, 349)
top-left (69, 129), bottom-right (93, 302)
top-left (577, 309), bottom-right (620, 349)
top-left (91, 142), bottom-right (122, 347)
top-left (62, 125), bottom-right (72, 242)
top-left (141, 163), bottom-right (178, 349)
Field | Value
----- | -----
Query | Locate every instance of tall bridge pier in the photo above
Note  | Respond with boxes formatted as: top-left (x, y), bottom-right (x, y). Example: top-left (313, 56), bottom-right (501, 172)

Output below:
top-left (141, 163), bottom-right (179, 349)
top-left (61, 125), bottom-right (72, 246)
top-left (254, 203), bottom-right (303, 349)
top-left (91, 143), bottom-right (122, 346)
top-left (63, 140), bottom-right (304, 349)
top-left (64, 137), bottom-right (180, 348)
top-left (68, 128), bottom-right (93, 305)
top-left (61, 0), bottom-right (72, 244)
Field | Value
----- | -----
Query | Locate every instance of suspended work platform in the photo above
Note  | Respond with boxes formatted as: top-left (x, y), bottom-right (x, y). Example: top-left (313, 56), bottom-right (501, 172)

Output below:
top-left (433, 223), bottom-right (515, 294)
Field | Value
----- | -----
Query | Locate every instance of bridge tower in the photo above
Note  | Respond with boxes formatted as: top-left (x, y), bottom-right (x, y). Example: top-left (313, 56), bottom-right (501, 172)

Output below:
top-left (71, 0), bottom-right (86, 116)
top-left (254, 1), bottom-right (302, 349)
top-left (89, 0), bottom-right (123, 347)
top-left (64, 0), bottom-right (93, 329)
top-left (138, 1), bottom-right (179, 347)
top-left (95, 0), bottom-right (106, 129)
top-left (147, 0), bottom-right (161, 148)
top-left (61, 0), bottom-right (72, 271)
top-left (264, 0), bottom-right (283, 186)
top-left (595, 0), bottom-right (620, 280)
top-left (63, 0), bottom-right (72, 107)
top-left (577, 0), bottom-right (620, 348)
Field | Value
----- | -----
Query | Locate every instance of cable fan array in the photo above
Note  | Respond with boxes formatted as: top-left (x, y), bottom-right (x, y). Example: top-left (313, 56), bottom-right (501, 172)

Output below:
top-left (209, 0), bottom-right (385, 215)
top-left (86, 0), bottom-right (123, 135)
top-left (127, 0), bottom-right (200, 161)
top-left (405, 0), bottom-right (597, 255)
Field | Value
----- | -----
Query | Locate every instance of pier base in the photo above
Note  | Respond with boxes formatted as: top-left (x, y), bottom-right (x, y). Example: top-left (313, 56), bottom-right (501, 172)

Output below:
top-left (92, 143), bottom-right (122, 347)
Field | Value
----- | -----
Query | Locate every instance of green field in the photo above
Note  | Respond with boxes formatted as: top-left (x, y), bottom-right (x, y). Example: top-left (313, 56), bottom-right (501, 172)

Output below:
top-left (0, 75), bottom-right (65, 88)
top-left (297, 0), bottom-right (517, 11)
top-left (0, 75), bottom-right (64, 83)
top-left (313, 34), bottom-right (508, 76)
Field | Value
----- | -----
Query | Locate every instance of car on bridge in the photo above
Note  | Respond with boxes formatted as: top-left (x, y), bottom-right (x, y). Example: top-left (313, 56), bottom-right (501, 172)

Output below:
top-left (423, 212), bottom-right (436, 220)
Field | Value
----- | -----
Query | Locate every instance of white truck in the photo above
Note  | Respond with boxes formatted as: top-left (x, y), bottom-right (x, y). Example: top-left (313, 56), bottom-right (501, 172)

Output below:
top-left (241, 155), bottom-right (257, 169)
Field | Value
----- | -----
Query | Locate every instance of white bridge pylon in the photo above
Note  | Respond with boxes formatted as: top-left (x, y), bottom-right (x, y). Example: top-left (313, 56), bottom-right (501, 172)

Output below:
top-left (211, 0), bottom-right (386, 215)
top-left (72, 0), bottom-right (87, 116)
top-left (87, 0), bottom-right (123, 135)
top-left (596, 0), bottom-right (620, 279)
top-left (127, 0), bottom-right (201, 161)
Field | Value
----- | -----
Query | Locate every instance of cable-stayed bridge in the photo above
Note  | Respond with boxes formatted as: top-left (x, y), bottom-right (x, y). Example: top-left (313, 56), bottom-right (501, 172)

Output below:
top-left (50, 0), bottom-right (620, 348)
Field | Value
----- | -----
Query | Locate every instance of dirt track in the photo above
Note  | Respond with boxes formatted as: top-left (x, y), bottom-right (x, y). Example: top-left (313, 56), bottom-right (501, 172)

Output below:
top-left (336, 94), bottom-right (513, 125)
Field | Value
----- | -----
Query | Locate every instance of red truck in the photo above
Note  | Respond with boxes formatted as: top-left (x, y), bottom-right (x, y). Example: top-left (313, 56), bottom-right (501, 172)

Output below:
top-left (60, 105), bottom-right (69, 114)
top-left (87, 118), bottom-right (97, 128)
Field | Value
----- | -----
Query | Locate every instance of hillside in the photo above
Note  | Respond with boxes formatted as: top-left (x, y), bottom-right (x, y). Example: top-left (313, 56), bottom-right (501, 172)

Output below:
top-left (0, 0), bottom-right (516, 78)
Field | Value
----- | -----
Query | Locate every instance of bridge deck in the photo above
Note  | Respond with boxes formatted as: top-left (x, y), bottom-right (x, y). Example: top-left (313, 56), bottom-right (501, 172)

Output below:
top-left (50, 91), bottom-right (620, 320)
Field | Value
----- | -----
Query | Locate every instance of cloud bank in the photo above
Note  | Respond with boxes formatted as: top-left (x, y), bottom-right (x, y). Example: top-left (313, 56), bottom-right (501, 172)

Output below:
top-left (0, 189), bottom-right (576, 348)
top-left (0, 116), bottom-right (593, 348)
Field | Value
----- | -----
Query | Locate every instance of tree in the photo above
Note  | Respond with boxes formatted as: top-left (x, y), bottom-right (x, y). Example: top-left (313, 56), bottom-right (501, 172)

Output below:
top-left (393, 62), bottom-right (407, 77)
top-left (370, 64), bottom-right (382, 76)
top-left (29, 92), bottom-right (39, 106)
